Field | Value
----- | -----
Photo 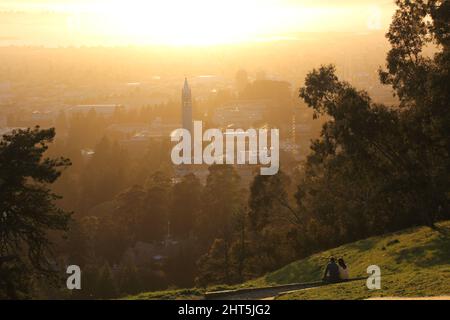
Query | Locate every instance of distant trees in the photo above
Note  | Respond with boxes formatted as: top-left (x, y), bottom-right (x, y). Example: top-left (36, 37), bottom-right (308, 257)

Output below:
top-left (79, 136), bottom-right (128, 211)
top-left (195, 165), bottom-right (245, 285)
top-left (113, 185), bottom-right (147, 245)
top-left (170, 173), bottom-right (202, 239)
top-left (0, 127), bottom-right (71, 299)
top-left (95, 263), bottom-right (118, 299)
top-left (196, 238), bottom-right (231, 286)
top-left (141, 171), bottom-right (171, 241)
top-left (197, 165), bottom-right (242, 247)
top-left (196, 169), bottom-right (300, 286)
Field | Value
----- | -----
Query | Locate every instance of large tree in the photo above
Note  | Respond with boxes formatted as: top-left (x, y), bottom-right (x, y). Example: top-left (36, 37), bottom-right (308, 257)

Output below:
top-left (293, 0), bottom-right (449, 250)
top-left (379, 0), bottom-right (449, 224)
top-left (0, 127), bottom-right (71, 299)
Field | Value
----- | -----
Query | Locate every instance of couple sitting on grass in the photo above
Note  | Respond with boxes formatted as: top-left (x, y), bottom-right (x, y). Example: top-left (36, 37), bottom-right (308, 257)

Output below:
top-left (322, 257), bottom-right (349, 283)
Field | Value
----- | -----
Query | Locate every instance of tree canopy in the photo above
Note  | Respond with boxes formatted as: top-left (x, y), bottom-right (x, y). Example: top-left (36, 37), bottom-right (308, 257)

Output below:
top-left (0, 127), bottom-right (71, 298)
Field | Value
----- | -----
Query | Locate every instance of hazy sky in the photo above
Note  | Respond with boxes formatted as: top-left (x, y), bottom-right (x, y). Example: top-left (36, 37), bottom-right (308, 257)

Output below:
top-left (0, 0), bottom-right (396, 46)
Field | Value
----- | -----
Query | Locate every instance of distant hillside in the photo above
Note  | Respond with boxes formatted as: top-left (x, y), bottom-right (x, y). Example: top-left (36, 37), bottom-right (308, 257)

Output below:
top-left (125, 220), bottom-right (450, 300)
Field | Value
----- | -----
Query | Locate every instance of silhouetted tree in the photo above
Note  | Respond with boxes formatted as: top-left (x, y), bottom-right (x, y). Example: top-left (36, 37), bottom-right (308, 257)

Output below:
top-left (0, 127), bottom-right (71, 299)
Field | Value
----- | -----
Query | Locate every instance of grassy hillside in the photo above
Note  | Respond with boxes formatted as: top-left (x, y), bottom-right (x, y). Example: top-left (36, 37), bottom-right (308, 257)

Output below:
top-left (125, 220), bottom-right (450, 300)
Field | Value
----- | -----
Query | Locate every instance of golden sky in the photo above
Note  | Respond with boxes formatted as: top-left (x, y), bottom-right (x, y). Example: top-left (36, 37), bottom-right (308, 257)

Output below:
top-left (0, 0), bottom-right (396, 46)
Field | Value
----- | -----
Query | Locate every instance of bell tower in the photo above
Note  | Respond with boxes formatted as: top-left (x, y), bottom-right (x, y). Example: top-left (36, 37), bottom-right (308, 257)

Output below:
top-left (181, 78), bottom-right (193, 133)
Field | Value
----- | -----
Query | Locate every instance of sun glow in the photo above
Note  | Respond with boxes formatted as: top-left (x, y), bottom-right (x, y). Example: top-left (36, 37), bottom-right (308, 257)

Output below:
top-left (62, 0), bottom-right (298, 46)
top-left (1, 0), bottom-right (396, 46)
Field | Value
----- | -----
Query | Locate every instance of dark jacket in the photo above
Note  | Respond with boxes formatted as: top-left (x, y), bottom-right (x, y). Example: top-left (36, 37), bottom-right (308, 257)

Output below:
top-left (323, 261), bottom-right (340, 282)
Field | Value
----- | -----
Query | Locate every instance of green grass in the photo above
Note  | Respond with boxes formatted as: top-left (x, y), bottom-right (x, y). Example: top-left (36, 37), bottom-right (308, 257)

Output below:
top-left (125, 221), bottom-right (450, 300)
top-left (273, 220), bottom-right (450, 299)
top-left (123, 284), bottom-right (251, 300)
top-left (277, 269), bottom-right (450, 300)
top-left (123, 288), bottom-right (204, 300)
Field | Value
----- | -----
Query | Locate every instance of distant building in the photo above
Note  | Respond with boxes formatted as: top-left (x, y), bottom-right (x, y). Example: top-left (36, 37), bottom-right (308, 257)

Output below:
top-left (117, 118), bottom-right (178, 157)
top-left (182, 78), bottom-right (193, 132)
top-left (30, 110), bottom-right (55, 125)
top-left (80, 148), bottom-right (95, 162)
top-left (68, 104), bottom-right (123, 117)
top-left (106, 123), bottom-right (150, 136)
top-left (148, 117), bottom-right (179, 137)
top-left (212, 99), bottom-right (268, 128)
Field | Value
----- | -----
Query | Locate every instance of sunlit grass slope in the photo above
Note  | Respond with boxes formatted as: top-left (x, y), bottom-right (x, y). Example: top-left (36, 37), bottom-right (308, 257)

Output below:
top-left (125, 221), bottom-right (450, 300)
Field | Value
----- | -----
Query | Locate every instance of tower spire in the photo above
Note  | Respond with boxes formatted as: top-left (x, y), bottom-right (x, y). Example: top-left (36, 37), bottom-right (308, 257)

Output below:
top-left (181, 78), bottom-right (193, 133)
top-left (183, 77), bottom-right (191, 98)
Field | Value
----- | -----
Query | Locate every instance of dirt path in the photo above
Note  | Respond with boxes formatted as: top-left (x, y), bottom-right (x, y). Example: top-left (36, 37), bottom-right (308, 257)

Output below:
top-left (204, 278), bottom-right (366, 300)
top-left (205, 283), bottom-right (320, 300)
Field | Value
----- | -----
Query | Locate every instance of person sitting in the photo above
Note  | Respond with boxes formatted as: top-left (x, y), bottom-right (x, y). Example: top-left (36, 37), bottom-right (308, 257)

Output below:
top-left (338, 258), bottom-right (349, 280)
top-left (322, 257), bottom-right (340, 283)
